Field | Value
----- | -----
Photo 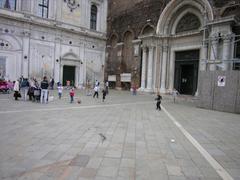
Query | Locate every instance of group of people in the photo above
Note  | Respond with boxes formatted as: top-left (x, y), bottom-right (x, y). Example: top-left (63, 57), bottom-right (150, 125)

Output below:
top-left (93, 80), bottom-right (109, 102)
top-left (13, 76), bottom-right (52, 104)
top-left (11, 76), bottom-right (165, 109)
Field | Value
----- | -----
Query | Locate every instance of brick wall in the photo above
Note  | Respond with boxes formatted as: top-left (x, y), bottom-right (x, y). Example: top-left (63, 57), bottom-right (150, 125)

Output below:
top-left (107, 0), bottom-right (166, 42)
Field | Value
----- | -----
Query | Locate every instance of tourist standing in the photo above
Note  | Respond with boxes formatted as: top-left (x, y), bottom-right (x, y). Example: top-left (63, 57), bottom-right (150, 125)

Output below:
top-left (57, 83), bottom-right (63, 99)
top-left (50, 77), bottom-right (54, 90)
top-left (21, 78), bottom-right (29, 101)
top-left (69, 87), bottom-right (75, 103)
top-left (105, 81), bottom-right (109, 94)
top-left (132, 85), bottom-right (137, 95)
top-left (13, 79), bottom-right (20, 100)
top-left (40, 76), bottom-right (49, 104)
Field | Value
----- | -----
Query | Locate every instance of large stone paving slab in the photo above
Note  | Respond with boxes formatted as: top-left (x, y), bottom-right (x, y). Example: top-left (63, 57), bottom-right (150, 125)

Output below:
top-left (0, 90), bottom-right (239, 179)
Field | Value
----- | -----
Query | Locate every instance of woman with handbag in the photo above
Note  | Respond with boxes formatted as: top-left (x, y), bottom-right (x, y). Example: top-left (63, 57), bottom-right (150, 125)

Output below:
top-left (13, 79), bottom-right (20, 100)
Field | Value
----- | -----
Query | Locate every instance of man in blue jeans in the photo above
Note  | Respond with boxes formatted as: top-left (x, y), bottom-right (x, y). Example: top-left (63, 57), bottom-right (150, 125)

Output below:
top-left (40, 76), bottom-right (49, 104)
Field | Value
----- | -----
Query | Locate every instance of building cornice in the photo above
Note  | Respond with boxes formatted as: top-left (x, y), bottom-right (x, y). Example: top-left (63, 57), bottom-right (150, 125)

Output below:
top-left (207, 15), bottom-right (237, 26)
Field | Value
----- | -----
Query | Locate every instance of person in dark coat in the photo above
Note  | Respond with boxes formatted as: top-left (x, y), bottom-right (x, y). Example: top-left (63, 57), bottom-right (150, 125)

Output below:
top-left (102, 89), bottom-right (107, 102)
top-left (155, 94), bottom-right (162, 111)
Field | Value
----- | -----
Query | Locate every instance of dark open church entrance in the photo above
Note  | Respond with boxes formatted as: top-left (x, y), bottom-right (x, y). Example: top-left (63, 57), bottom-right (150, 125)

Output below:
top-left (63, 65), bottom-right (75, 86)
top-left (174, 50), bottom-right (199, 95)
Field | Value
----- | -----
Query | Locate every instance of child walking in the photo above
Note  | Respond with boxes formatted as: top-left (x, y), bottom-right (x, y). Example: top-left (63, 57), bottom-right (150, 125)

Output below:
top-left (155, 94), bottom-right (162, 111)
top-left (69, 87), bottom-right (75, 103)
top-left (57, 83), bottom-right (63, 99)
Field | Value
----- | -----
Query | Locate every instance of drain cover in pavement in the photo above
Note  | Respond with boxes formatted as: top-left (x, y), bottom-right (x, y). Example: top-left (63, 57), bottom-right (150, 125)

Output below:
top-left (69, 155), bottom-right (90, 167)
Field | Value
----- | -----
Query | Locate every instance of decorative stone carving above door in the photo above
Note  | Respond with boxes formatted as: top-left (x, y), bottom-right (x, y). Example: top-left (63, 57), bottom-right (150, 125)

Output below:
top-left (63, 0), bottom-right (80, 12)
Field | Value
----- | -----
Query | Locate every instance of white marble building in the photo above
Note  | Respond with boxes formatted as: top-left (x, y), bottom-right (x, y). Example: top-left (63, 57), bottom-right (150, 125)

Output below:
top-left (0, 0), bottom-right (107, 87)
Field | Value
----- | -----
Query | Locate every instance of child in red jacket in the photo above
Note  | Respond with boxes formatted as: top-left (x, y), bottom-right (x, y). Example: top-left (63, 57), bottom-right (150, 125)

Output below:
top-left (69, 87), bottom-right (75, 103)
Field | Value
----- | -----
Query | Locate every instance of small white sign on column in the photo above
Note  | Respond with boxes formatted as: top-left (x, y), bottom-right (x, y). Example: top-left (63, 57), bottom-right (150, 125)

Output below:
top-left (217, 76), bottom-right (226, 87)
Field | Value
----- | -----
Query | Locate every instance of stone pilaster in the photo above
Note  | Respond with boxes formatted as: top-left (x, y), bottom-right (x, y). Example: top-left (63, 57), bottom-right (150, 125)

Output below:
top-left (141, 46), bottom-right (147, 90)
top-left (116, 42), bottom-right (124, 90)
top-left (209, 35), bottom-right (219, 71)
top-left (200, 41), bottom-right (208, 71)
top-left (222, 34), bottom-right (233, 71)
top-left (22, 31), bottom-right (30, 78)
top-left (160, 45), bottom-right (168, 93)
top-left (146, 46), bottom-right (154, 91)
top-left (132, 39), bottom-right (141, 87)
top-left (54, 36), bottom-right (61, 82)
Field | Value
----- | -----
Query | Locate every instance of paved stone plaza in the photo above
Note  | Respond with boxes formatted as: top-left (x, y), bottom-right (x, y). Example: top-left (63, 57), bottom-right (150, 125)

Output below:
top-left (0, 90), bottom-right (240, 180)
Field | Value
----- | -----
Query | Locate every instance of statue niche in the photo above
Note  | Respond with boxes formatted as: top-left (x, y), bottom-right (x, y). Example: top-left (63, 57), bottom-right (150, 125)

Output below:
top-left (176, 13), bottom-right (201, 34)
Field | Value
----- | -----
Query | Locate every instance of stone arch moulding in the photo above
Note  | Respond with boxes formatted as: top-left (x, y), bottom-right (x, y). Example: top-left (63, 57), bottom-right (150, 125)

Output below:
top-left (109, 33), bottom-right (119, 47)
top-left (0, 34), bottom-right (22, 51)
top-left (171, 8), bottom-right (202, 35)
top-left (62, 52), bottom-right (80, 61)
top-left (122, 29), bottom-right (135, 42)
top-left (156, 0), bottom-right (214, 36)
top-left (220, 3), bottom-right (240, 17)
top-left (140, 23), bottom-right (155, 36)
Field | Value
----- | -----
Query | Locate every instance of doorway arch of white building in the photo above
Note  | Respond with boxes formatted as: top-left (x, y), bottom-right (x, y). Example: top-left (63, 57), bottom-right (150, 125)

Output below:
top-left (60, 52), bottom-right (83, 87)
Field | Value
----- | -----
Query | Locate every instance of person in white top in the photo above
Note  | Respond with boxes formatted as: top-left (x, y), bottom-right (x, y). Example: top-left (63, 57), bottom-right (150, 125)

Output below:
top-left (93, 86), bottom-right (99, 98)
top-left (57, 83), bottom-right (63, 99)
top-left (13, 79), bottom-right (20, 100)
top-left (105, 81), bottom-right (109, 94)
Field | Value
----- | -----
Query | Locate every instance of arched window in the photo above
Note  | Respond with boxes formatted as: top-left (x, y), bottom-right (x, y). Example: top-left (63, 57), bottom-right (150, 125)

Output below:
top-left (37, 0), bottom-right (49, 18)
top-left (0, 0), bottom-right (16, 10)
top-left (90, 5), bottom-right (97, 30)
top-left (141, 25), bottom-right (154, 36)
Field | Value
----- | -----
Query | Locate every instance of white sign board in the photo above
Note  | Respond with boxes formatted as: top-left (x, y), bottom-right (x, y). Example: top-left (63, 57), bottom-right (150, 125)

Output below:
top-left (217, 76), bottom-right (226, 87)
top-left (108, 75), bottom-right (116, 82)
top-left (121, 73), bottom-right (131, 82)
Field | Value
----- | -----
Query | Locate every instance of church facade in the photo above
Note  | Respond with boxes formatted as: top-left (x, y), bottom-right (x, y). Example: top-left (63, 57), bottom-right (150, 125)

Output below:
top-left (106, 0), bottom-right (240, 95)
top-left (0, 0), bottom-right (107, 87)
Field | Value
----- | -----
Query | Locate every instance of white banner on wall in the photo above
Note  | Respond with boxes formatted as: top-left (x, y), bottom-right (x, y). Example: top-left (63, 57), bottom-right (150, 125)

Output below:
top-left (121, 73), bottom-right (131, 82)
top-left (108, 75), bottom-right (116, 82)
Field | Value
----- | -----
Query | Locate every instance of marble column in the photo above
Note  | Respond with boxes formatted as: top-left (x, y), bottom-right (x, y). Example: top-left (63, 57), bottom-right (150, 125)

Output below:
top-left (54, 37), bottom-right (61, 83)
top-left (75, 65), bottom-right (80, 87)
top-left (169, 49), bottom-right (175, 92)
top-left (222, 34), bottom-right (232, 71)
top-left (22, 31), bottom-right (30, 78)
top-left (141, 46), bottom-right (147, 90)
top-left (209, 36), bottom-right (219, 71)
top-left (146, 46), bottom-right (154, 91)
top-left (200, 42), bottom-right (208, 71)
top-left (160, 46), bottom-right (168, 93)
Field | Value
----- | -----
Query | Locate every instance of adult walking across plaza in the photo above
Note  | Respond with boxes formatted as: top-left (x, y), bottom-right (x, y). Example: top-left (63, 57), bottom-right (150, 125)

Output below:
top-left (155, 93), bottom-right (162, 111)
top-left (93, 85), bottom-right (99, 98)
top-left (102, 89), bottom-right (106, 102)
top-left (40, 76), bottom-right (49, 104)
